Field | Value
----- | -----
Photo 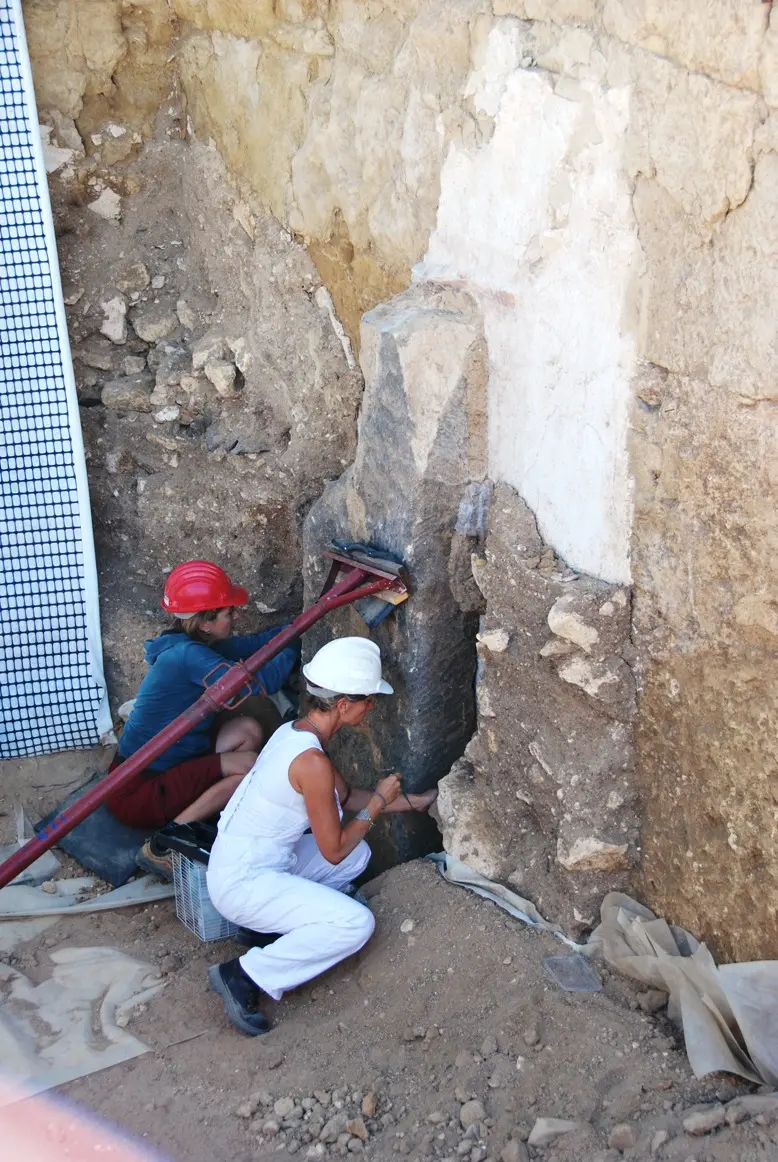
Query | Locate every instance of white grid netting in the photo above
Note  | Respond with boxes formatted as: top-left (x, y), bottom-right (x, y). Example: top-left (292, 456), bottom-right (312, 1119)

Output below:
top-left (0, 1), bottom-right (110, 757)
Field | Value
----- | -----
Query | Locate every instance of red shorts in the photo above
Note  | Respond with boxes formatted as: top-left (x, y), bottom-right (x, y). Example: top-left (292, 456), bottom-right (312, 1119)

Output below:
top-left (106, 752), bottom-right (223, 830)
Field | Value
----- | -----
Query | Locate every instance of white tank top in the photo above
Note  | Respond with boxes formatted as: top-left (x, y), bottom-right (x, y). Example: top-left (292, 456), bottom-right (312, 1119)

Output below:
top-left (210, 721), bottom-right (325, 873)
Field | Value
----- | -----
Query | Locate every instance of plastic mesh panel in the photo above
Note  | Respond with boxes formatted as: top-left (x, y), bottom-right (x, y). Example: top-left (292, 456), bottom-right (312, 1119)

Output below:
top-left (172, 852), bottom-right (239, 942)
top-left (0, 1), bottom-right (108, 757)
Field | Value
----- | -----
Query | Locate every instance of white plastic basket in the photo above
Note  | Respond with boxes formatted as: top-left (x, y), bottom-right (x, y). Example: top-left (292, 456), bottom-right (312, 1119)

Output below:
top-left (172, 852), bottom-right (239, 942)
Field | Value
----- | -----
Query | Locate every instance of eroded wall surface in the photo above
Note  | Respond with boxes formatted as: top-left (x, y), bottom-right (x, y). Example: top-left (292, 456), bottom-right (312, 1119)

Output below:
top-left (23, 0), bottom-right (778, 955)
top-left (24, 2), bottom-right (362, 700)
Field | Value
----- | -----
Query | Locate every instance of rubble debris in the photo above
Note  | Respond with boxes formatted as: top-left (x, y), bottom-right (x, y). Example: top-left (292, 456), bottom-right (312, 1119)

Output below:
top-left (101, 374), bottom-right (154, 413)
top-left (99, 297), bottom-right (127, 345)
top-left (88, 188), bottom-right (122, 221)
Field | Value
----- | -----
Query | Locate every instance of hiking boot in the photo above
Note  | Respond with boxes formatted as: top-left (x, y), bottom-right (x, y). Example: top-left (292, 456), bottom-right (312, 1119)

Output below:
top-left (208, 957), bottom-right (271, 1036)
top-left (135, 836), bottom-right (174, 881)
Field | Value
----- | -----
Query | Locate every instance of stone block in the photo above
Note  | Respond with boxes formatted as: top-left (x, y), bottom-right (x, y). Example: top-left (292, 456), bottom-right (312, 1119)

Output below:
top-left (99, 296), bottom-right (127, 344)
top-left (23, 0), bottom-right (126, 120)
top-left (131, 303), bottom-right (179, 344)
top-left (434, 483), bottom-right (637, 929)
top-left (433, 757), bottom-right (508, 881)
top-left (88, 188), bottom-right (122, 222)
top-left (635, 150), bottom-right (778, 402)
top-left (204, 358), bottom-right (239, 399)
top-left (602, 0), bottom-right (769, 91)
top-left (528, 1118), bottom-right (578, 1146)
top-left (101, 373), bottom-right (154, 412)
top-left (191, 330), bottom-right (230, 371)
top-left (627, 52), bottom-right (760, 227)
top-left (302, 284), bottom-right (487, 863)
top-left (632, 373), bottom-right (778, 960)
top-left (557, 833), bottom-right (629, 873)
top-left (115, 262), bottom-right (150, 293)
top-left (75, 336), bottom-right (120, 372)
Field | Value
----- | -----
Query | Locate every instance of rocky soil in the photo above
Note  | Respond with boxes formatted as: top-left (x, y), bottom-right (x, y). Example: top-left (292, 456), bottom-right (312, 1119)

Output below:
top-left (42, 108), bottom-right (362, 705)
top-left (3, 839), bottom-right (776, 1162)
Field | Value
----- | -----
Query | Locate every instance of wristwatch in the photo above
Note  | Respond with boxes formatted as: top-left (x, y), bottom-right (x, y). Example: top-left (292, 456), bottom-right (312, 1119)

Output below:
top-left (355, 808), bottom-right (374, 828)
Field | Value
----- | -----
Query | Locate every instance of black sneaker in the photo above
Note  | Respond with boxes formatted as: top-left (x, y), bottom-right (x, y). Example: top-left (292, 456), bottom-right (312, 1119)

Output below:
top-left (207, 957), bottom-right (271, 1036)
top-left (235, 927), bottom-right (281, 949)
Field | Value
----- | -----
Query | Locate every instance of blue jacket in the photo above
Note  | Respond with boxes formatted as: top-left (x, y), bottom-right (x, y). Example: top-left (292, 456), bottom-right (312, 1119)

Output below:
top-left (117, 627), bottom-right (299, 772)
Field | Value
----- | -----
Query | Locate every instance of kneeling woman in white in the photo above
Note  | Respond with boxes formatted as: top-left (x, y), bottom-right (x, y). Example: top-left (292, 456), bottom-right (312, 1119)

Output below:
top-left (206, 637), bottom-right (437, 1035)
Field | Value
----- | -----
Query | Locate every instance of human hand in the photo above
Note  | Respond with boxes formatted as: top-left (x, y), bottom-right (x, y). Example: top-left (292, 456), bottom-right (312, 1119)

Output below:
top-left (406, 788), bottom-right (438, 812)
top-left (373, 773), bottom-right (402, 809)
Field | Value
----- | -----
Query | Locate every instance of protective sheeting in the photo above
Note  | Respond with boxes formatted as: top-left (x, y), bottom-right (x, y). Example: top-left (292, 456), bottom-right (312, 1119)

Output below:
top-left (0, 0), bottom-right (111, 756)
top-left (427, 852), bottom-right (582, 949)
top-left (0, 873), bottom-right (173, 918)
top-left (0, 943), bottom-right (166, 1102)
top-left (587, 892), bottom-right (778, 1086)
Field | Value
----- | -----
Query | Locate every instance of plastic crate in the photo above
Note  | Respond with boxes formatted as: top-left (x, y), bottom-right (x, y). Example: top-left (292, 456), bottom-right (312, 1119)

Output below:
top-left (172, 851), bottom-right (239, 942)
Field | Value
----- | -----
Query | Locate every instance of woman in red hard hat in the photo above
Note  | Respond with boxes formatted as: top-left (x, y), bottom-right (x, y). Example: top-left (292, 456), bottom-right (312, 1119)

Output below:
top-left (106, 561), bottom-right (299, 880)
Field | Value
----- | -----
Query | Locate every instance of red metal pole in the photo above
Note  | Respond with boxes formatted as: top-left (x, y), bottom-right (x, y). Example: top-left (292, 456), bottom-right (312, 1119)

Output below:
top-left (0, 567), bottom-right (402, 889)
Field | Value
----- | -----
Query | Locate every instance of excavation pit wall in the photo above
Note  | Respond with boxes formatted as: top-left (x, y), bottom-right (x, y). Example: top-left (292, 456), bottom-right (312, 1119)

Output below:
top-left (25, 0), bottom-right (778, 956)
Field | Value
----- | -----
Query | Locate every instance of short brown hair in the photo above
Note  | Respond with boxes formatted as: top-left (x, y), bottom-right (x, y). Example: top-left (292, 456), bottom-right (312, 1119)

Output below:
top-left (168, 608), bottom-right (226, 644)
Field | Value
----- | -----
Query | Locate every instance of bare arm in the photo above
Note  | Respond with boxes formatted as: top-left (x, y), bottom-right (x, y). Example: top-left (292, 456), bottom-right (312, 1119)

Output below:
top-left (340, 782), bottom-right (438, 814)
top-left (290, 751), bottom-right (401, 865)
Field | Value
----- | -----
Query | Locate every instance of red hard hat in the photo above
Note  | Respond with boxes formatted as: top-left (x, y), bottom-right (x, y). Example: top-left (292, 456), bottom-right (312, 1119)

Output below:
top-left (161, 560), bottom-right (249, 615)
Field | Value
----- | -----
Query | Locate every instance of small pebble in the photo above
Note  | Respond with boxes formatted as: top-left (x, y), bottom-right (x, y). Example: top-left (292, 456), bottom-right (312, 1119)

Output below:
top-left (345, 1118), bottom-right (368, 1142)
top-left (682, 1106), bottom-right (726, 1136)
top-left (607, 1123), bottom-right (637, 1151)
top-left (400, 919), bottom-right (415, 934)
top-left (651, 1130), bottom-right (669, 1153)
top-left (460, 1100), bottom-right (486, 1130)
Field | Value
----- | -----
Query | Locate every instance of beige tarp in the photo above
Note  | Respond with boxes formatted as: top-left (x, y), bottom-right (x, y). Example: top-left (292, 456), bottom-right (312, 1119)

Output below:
top-left (0, 941), bottom-right (165, 1103)
top-left (0, 875), bottom-right (172, 1103)
top-left (587, 893), bottom-right (778, 1086)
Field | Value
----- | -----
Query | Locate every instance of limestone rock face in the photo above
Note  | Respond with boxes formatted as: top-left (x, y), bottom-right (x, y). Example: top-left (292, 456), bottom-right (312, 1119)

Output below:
top-left (626, 17), bottom-right (778, 960)
top-left (24, 0), bottom-right (778, 955)
top-left (632, 372), bottom-right (778, 962)
top-left (435, 483), bottom-right (637, 931)
top-left (303, 284), bottom-right (487, 865)
top-left (24, 0), bottom-right (175, 136)
top-left (602, 0), bottom-right (770, 91)
top-left (174, 0), bottom-right (490, 347)
top-left (47, 137), bottom-right (362, 702)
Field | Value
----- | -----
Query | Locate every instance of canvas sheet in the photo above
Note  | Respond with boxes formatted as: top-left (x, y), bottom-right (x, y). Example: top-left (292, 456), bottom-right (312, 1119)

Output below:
top-left (587, 892), bottom-right (778, 1086)
top-left (0, 940), bottom-right (166, 1102)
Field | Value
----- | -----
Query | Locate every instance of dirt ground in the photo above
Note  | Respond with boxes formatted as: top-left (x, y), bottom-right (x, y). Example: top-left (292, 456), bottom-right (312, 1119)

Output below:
top-left (2, 760), bottom-right (778, 1162)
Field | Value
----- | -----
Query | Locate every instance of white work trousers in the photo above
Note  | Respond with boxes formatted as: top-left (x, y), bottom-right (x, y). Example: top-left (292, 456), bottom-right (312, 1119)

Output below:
top-left (207, 835), bottom-right (374, 1000)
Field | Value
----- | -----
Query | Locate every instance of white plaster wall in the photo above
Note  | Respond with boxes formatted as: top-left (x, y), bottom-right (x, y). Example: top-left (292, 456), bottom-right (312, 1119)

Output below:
top-left (416, 23), bottom-right (641, 583)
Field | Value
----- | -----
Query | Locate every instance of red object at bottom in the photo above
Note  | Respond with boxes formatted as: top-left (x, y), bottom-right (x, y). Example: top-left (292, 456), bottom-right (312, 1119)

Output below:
top-left (105, 753), bottom-right (223, 830)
